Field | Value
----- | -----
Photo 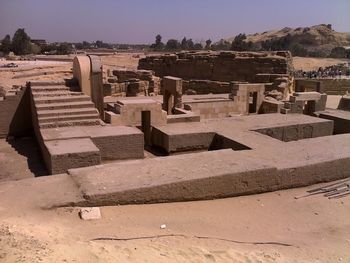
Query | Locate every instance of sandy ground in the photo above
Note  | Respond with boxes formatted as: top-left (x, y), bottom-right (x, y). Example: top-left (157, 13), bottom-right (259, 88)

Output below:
top-left (0, 177), bottom-right (349, 263)
top-left (0, 53), bottom-right (141, 93)
top-left (0, 61), bottom-right (73, 93)
top-left (0, 137), bottom-right (47, 181)
top-left (293, 57), bottom-right (350, 71)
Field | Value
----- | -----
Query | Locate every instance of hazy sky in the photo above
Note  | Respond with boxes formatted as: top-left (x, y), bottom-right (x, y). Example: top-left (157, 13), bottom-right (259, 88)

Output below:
top-left (0, 0), bottom-right (349, 44)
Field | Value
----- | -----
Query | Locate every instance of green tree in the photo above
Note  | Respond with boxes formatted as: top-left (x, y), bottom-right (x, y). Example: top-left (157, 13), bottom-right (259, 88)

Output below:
top-left (150, 34), bottom-right (164, 50)
top-left (181, 37), bottom-right (188, 50)
top-left (12, 28), bottom-right (32, 55)
top-left (205, 39), bottom-right (212, 49)
top-left (56, 43), bottom-right (73, 55)
top-left (231, 33), bottom-right (253, 51)
top-left (193, 43), bottom-right (203, 50)
top-left (186, 39), bottom-right (194, 50)
top-left (211, 39), bottom-right (231, 51)
top-left (165, 39), bottom-right (180, 50)
top-left (95, 40), bottom-right (103, 48)
top-left (82, 41), bottom-right (91, 49)
top-left (289, 43), bottom-right (308, 57)
top-left (330, 47), bottom-right (347, 58)
top-left (1, 35), bottom-right (11, 54)
top-left (155, 34), bottom-right (162, 46)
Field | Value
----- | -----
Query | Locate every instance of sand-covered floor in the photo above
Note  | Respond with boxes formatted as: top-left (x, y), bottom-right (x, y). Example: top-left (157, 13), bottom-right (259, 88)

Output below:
top-left (0, 175), bottom-right (349, 263)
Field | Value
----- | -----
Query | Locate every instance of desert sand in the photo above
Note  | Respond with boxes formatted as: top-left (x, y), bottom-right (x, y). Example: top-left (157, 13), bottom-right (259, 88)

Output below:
top-left (293, 57), bottom-right (350, 71)
top-left (0, 173), bottom-right (349, 263)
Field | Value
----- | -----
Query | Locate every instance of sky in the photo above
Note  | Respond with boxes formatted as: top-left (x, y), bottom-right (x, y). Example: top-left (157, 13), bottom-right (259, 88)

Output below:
top-left (0, 0), bottom-right (349, 44)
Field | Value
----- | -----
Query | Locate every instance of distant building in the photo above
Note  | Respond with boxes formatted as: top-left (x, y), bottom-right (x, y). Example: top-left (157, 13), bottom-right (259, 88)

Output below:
top-left (31, 39), bottom-right (47, 46)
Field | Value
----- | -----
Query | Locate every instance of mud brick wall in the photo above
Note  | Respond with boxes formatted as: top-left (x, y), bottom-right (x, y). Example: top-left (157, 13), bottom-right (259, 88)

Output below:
top-left (138, 51), bottom-right (293, 83)
top-left (182, 80), bottom-right (231, 95)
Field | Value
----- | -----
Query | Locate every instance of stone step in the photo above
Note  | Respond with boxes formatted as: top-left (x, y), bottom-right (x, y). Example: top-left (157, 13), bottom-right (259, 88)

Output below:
top-left (38, 113), bottom-right (100, 124)
top-left (35, 101), bottom-right (95, 111)
top-left (39, 119), bottom-right (102, 129)
top-left (32, 91), bottom-right (84, 97)
top-left (31, 85), bottom-right (71, 92)
top-left (34, 95), bottom-right (91, 104)
top-left (37, 108), bottom-right (99, 118)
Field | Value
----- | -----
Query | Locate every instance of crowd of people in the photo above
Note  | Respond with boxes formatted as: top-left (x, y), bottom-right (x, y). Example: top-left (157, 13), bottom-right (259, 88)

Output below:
top-left (294, 64), bottom-right (350, 79)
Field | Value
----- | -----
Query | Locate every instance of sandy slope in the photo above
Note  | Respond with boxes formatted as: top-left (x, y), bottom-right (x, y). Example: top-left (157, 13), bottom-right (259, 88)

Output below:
top-left (0, 179), bottom-right (349, 263)
top-left (293, 57), bottom-right (350, 71)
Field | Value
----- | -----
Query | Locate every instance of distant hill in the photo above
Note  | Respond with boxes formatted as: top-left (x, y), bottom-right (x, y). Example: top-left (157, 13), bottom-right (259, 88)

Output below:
top-left (226, 24), bottom-right (350, 55)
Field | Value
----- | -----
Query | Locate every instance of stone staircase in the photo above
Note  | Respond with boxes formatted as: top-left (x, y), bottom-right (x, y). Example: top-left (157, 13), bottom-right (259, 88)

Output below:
top-left (31, 85), bottom-right (101, 129)
top-left (28, 81), bottom-right (144, 175)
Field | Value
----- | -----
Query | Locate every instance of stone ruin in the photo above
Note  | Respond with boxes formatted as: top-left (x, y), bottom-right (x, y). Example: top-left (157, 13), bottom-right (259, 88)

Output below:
top-left (138, 50), bottom-right (293, 99)
top-left (0, 51), bottom-right (350, 206)
top-left (103, 68), bottom-right (161, 97)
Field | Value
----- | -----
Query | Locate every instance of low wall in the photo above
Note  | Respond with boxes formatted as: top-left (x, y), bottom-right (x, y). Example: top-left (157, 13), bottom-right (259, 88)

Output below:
top-left (295, 78), bottom-right (350, 95)
top-left (0, 86), bottom-right (32, 138)
top-left (184, 100), bottom-right (237, 119)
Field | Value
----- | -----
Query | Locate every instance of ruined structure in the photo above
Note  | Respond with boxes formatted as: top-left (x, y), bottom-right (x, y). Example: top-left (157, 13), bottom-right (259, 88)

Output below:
top-left (103, 68), bottom-right (160, 97)
top-left (0, 51), bottom-right (349, 206)
top-left (138, 51), bottom-right (293, 82)
top-left (138, 51), bottom-right (293, 99)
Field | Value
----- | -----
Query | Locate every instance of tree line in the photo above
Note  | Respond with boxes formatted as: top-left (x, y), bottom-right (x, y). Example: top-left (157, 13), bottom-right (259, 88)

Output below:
top-left (0, 28), bottom-right (73, 55)
top-left (150, 35), bottom-right (212, 51)
top-left (1, 29), bottom-right (349, 59)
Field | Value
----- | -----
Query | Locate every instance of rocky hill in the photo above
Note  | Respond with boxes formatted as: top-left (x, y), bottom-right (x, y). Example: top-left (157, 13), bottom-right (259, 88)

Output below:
top-left (227, 24), bottom-right (350, 54)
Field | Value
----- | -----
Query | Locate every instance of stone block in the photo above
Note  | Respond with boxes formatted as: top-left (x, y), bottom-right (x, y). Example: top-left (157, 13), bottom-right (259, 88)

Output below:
top-left (79, 207), bottom-right (101, 220)
top-left (293, 92), bottom-right (322, 101)
top-left (45, 138), bottom-right (101, 174)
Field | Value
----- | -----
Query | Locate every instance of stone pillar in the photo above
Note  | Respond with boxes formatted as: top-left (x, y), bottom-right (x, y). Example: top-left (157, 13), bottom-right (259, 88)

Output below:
top-left (88, 55), bottom-right (104, 119)
top-left (73, 55), bottom-right (104, 119)
top-left (73, 56), bottom-right (91, 96)
top-left (162, 76), bottom-right (183, 114)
